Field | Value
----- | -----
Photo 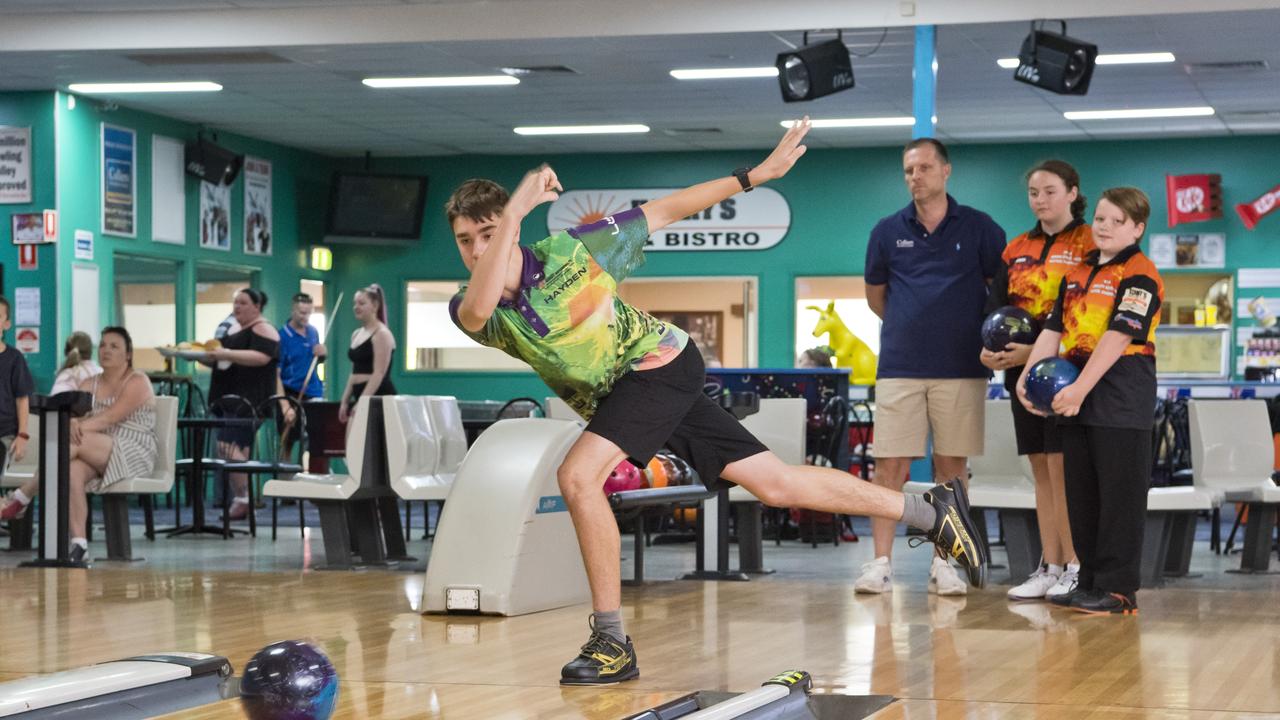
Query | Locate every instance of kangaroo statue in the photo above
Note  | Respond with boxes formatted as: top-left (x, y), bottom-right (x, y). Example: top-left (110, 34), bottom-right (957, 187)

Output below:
top-left (807, 301), bottom-right (877, 385)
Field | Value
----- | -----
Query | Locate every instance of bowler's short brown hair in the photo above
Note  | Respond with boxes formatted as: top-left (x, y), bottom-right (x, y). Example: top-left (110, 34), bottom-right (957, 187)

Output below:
top-left (445, 179), bottom-right (509, 225)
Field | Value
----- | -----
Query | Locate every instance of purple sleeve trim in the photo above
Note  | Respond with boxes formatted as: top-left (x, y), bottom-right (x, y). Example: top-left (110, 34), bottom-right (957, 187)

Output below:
top-left (566, 206), bottom-right (646, 239)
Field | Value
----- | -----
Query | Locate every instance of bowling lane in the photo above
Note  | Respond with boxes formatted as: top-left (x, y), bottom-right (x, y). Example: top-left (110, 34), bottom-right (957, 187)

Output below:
top-left (5, 550), bottom-right (1280, 718)
top-left (157, 682), bottom-right (684, 719)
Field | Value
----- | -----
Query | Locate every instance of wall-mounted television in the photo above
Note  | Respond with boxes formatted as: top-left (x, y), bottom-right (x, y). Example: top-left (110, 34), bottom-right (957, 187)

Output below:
top-left (324, 172), bottom-right (428, 244)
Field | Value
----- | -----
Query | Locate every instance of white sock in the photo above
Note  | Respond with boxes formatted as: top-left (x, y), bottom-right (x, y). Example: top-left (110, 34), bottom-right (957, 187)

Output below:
top-left (1047, 563), bottom-right (1063, 576)
top-left (71, 537), bottom-right (88, 549)
top-left (13, 489), bottom-right (30, 505)
top-left (1065, 561), bottom-right (1080, 572)
top-left (233, 496), bottom-right (249, 504)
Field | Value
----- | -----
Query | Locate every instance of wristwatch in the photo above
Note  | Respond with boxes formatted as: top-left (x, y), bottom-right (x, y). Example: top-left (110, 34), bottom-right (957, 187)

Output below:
top-left (733, 166), bottom-right (754, 193)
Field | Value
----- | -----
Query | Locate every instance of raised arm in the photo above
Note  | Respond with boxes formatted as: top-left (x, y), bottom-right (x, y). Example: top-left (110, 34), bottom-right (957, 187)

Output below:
top-left (456, 166), bottom-right (562, 332)
top-left (639, 118), bottom-right (810, 232)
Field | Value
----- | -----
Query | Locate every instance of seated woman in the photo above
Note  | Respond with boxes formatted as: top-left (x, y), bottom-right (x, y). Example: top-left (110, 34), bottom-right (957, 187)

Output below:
top-left (68, 326), bottom-right (158, 563)
top-left (0, 327), bottom-right (158, 563)
top-left (2, 333), bottom-right (103, 517)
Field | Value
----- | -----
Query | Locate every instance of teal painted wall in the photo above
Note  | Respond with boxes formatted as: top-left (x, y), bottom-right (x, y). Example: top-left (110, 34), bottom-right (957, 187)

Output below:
top-left (0, 92), bottom-right (59, 385)
top-left (331, 134), bottom-right (1280, 403)
top-left (9, 84), bottom-right (1276, 402)
top-left (51, 92), bottom-right (334, 393)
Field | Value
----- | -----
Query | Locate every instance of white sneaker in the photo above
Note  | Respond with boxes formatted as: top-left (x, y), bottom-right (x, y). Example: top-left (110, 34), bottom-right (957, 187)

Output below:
top-left (1007, 565), bottom-right (1061, 600)
top-left (854, 556), bottom-right (893, 594)
top-left (1046, 563), bottom-right (1079, 599)
top-left (929, 556), bottom-right (967, 596)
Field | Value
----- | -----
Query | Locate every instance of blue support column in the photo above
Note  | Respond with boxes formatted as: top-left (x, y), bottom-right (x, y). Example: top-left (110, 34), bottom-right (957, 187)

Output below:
top-left (912, 24), bottom-right (937, 139)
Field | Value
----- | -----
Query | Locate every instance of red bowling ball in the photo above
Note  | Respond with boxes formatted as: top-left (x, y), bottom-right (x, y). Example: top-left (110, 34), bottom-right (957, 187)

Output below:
top-left (603, 460), bottom-right (649, 494)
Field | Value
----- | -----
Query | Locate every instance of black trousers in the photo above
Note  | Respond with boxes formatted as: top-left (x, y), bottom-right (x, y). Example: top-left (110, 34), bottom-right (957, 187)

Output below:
top-left (1060, 424), bottom-right (1151, 594)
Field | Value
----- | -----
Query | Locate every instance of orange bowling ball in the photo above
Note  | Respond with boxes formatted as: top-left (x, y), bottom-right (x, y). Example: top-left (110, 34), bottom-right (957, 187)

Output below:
top-left (646, 457), bottom-right (669, 488)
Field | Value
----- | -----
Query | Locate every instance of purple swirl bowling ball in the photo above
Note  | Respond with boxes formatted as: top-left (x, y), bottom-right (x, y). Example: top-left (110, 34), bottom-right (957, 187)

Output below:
top-left (240, 640), bottom-right (339, 720)
top-left (981, 306), bottom-right (1038, 352)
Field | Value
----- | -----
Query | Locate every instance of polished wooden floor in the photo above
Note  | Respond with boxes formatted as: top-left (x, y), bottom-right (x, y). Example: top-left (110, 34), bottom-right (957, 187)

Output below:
top-left (2, 565), bottom-right (1278, 719)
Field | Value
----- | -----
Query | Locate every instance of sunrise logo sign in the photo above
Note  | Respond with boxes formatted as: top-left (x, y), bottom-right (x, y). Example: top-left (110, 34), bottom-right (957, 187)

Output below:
top-left (547, 188), bottom-right (792, 252)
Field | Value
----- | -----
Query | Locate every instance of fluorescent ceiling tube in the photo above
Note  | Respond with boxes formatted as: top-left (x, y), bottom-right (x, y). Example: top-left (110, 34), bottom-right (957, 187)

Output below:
top-left (363, 75), bottom-right (519, 88)
top-left (68, 81), bottom-right (222, 93)
top-left (998, 51), bottom-right (1175, 69)
top-left (670, 67), bottom-right (779, 80)
top-left (1096, 52), bottom-right (1178, 65)
top-left (782, 117), bottom-right (915, 128)
top-left (514, 124), bottom-right (650, 135)
top-left (1064, 106), bottom-right (1214, 120)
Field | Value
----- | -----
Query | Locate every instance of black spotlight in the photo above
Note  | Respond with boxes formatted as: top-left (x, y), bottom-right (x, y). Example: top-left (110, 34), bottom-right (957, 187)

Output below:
top-left (776, 31), bottom-right (855, 102)
top-left (1013, 20), bottom-right (1098, 95)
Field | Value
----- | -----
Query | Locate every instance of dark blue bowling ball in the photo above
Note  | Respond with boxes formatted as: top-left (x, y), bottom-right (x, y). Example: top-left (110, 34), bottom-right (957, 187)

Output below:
top-left (240, 641), bottom-right (338, 720)
top-left (981, 306), bottom-right (1038, 352)
top-left (1024, 357), bottom-right (1080, 415)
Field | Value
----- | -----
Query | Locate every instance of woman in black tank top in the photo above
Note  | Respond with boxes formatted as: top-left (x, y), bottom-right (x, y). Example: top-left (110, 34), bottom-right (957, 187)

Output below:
top-left (205, 288), bottom-right (280, 519)
top-left (339, 284), bottom-right (397, 424)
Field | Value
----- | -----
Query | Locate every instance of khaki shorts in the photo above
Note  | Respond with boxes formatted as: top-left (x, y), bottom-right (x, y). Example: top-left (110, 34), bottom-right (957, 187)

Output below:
top-left (873, 378), bottom-right (986, 458)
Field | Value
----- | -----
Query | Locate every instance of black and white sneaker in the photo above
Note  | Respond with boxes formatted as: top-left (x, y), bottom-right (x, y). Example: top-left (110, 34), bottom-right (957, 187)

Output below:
top-left (911, 479), bottom-right (988, 589)
top-left (559, 619), bottom-right (639, 686)
top-left (69, 544), bottom-right (89, 567)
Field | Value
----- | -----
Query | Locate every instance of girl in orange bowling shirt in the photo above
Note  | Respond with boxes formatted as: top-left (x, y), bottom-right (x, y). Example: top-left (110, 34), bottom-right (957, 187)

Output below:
top-left (983, 160), bottom-right (1094, 602)
top-left (1018, 187), bottom-right (1163, 615)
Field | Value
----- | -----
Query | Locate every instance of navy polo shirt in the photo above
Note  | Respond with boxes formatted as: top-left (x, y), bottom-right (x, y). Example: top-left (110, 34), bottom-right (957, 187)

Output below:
top-left (278, 323), bottom-right (324, 398)
top-left (865, 195), bottom-right (1006, 379)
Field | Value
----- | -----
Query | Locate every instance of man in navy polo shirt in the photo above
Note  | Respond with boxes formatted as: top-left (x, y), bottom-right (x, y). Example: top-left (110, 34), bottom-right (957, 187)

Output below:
top-left (858, 138), bottom-right (1006, 596)
top-left (277, 292), bottom-right (326, 453)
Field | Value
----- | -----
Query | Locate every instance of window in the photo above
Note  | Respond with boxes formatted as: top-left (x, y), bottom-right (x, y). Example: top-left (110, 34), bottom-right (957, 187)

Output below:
top-left (114, 254), bottom-right (179, 372)
top-left (617, 277), bottom-right (757, 367)
top-left (403, 276), bottom-right (758, 370)
top-left (404, 281), bottom-right (529, 371)
top-left (195, 263), bottom-right (258, 344)
top-left (794, 276), bottom-right (880, 366)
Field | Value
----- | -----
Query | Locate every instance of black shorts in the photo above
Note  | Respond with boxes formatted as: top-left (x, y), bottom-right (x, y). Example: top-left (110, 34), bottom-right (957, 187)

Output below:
top-left (216, 415), bottom-right (260, 450)
top-left (1010, 393), bottom-right (1063, 455)
top-left (585, 343), bottom-right (768, 490)
top-left (348, 380), bottom-right (397, 408)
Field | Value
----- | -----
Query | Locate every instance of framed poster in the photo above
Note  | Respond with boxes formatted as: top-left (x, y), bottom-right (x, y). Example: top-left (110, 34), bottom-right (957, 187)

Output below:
top-left (652, 310), bottom-right (723, 368)
top-left (1149, 233), bottom-right (1225, 269)
top-left (243, 156), bottom-right (272, 255)
top-left (199, 180), bottom-right (231, 251)
top-left (10, 212), bottom-right (42, 245)
top-left (101, 123), bottom-right (136, 237)
top-left (0, 126), bottom-right (32, 204)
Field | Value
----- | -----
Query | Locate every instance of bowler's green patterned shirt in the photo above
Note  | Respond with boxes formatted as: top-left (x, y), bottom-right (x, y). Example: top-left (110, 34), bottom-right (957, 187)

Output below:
top-left (450, 208), bottom-right (688, 419)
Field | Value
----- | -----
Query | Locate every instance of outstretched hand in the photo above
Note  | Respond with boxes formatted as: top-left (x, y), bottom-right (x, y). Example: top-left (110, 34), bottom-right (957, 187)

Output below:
top-left (508, 164), bottom-right (564, 217)
top-left (756, 117), bottom-right (811, 182)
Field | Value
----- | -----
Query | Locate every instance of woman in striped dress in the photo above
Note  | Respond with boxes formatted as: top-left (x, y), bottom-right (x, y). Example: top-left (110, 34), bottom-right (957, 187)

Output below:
top-left (66, 326), bottom-right (158, 564)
